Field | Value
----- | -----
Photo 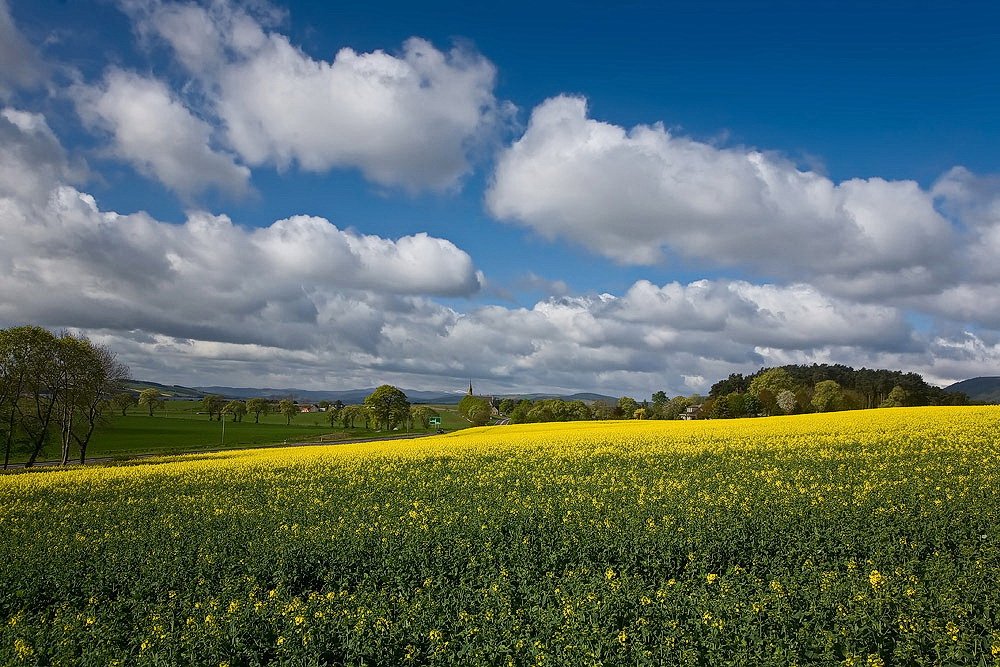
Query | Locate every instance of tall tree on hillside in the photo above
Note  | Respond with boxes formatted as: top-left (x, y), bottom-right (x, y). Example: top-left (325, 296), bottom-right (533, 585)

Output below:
top-left (365, 385), bottom-right (410, 431)
top-left (138, 388), bottom-right (165, 416)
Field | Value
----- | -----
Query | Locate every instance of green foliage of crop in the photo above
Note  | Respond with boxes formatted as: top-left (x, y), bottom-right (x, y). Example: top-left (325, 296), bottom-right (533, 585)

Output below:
top-left (0, 408), bottom-right (998, 665)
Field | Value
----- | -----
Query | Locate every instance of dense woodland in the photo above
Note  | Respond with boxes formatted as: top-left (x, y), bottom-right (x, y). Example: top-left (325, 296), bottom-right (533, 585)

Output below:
top-left (459, 363), bottom-right (970, 425)
top-left (703, 364), bottom-right (968, 419)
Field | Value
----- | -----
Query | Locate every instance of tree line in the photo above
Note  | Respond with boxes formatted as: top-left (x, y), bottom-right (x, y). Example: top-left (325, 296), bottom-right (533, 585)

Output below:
top-left (456, 363), bottom-right (969, 425)
top-left (456, 393), bottom-right (707, 425)
top-left (0, 325), bottom-right (130, 467)
top-left (702, 364), bottom-right (969, 419)
top-left (146, 385), bottom-right (444, 432)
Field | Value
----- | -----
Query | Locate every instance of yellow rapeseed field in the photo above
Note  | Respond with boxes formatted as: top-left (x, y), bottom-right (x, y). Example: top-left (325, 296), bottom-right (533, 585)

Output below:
top-left (1, 406), bottom-right (998, 665)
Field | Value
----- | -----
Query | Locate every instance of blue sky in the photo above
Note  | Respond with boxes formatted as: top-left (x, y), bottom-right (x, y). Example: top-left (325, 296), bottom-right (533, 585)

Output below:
top-left (2, 0), bottom-right (1000, 396)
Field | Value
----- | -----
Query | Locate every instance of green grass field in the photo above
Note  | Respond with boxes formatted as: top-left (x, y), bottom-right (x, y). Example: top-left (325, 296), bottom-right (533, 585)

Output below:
top-left (11, 400), bottom-right (470, 463)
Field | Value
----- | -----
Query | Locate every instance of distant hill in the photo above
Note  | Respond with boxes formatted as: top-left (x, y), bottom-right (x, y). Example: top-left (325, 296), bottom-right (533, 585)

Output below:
top-left (945, 377), bottom-right (1000, 403)
top-left (194, 386), bottom-right (464, 404)
top-left (124, 380), bottom-right (205, 400)
top-left (132, 381), bottom-right (619, 405)
top-left (193, 386), bottom-right (620, 405)
top-left (499, 392), bottom-right (619, 404)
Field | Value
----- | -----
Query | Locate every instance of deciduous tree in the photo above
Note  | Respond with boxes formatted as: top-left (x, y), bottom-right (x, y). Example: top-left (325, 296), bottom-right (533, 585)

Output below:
top-left (1, 327), bottom-right (129, 466)
top-left (138, 388), bottom-right (165, 417)
top-left (246, 398), bottom-right (269, 423)
top-left (410, 405), bottom-right (439, 430)
top-left (224, 400), bottom-right (246, 422)
top-left (617, 396), bottom-right (638, 419)
top-left (338, 405), bottom-right (369, 429)
top-left (365, 385), bottom-right (410, 431)
top-left (880, 385), bottom-right (909, 408)
top-left (278, 399), bottom-right (297, 425)
top-left (65, 339), bottom-right (129, 464)
top-left (776, 389), bottom-right (797, 415)
top-left (111, 391), bottom-right (137, 416)
top-left (458, 394), bottom-right (492, 426)
top-left (202, 394), bottom-right (224, 421)
top-left (812, 380), bottom-right (844, 413)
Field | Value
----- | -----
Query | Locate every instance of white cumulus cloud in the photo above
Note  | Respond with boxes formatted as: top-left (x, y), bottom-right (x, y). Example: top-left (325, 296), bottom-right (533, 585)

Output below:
top-left (0, 107), bottom-right (482, 356)
top-left (126, 0), bottom-right (508, 191)
top-left (487, 95), bottom-right (956, 298)
top-left (74, 69), bottom-right (250, 198)
top-left (0, 0), bottom-right (46, 98)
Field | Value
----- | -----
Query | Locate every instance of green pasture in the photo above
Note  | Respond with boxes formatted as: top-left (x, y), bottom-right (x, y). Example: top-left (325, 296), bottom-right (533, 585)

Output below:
top-left (10, 400), bottom-right (468, 464)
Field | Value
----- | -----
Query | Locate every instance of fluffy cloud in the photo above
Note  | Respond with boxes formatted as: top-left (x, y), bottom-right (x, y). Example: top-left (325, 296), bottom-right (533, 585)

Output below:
top-left (0, 0), bottom-right (46, 98)
top-left (487, 96), bottom-right (956, 297)
top-left (81, 271), bottom-right (1000, 397)
top-left (0, 107), bottom-right (482, 355)
top-left (125, 0), bottom-right (507, 191)
top-left (932, 167), bottom-right (1000, 280)
top-left (75, 69), bottom-right (250, 197)
top-left (6, 107), bottom-right (999, 396)
top-left (877, 167), bottom-right (1000, 328)
top-left (617, 280), bottom-right (913, 351)
top-left (6, 4), bottom-right (1000, 396)
top-left (0, 109), bottom-right (80, 203)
